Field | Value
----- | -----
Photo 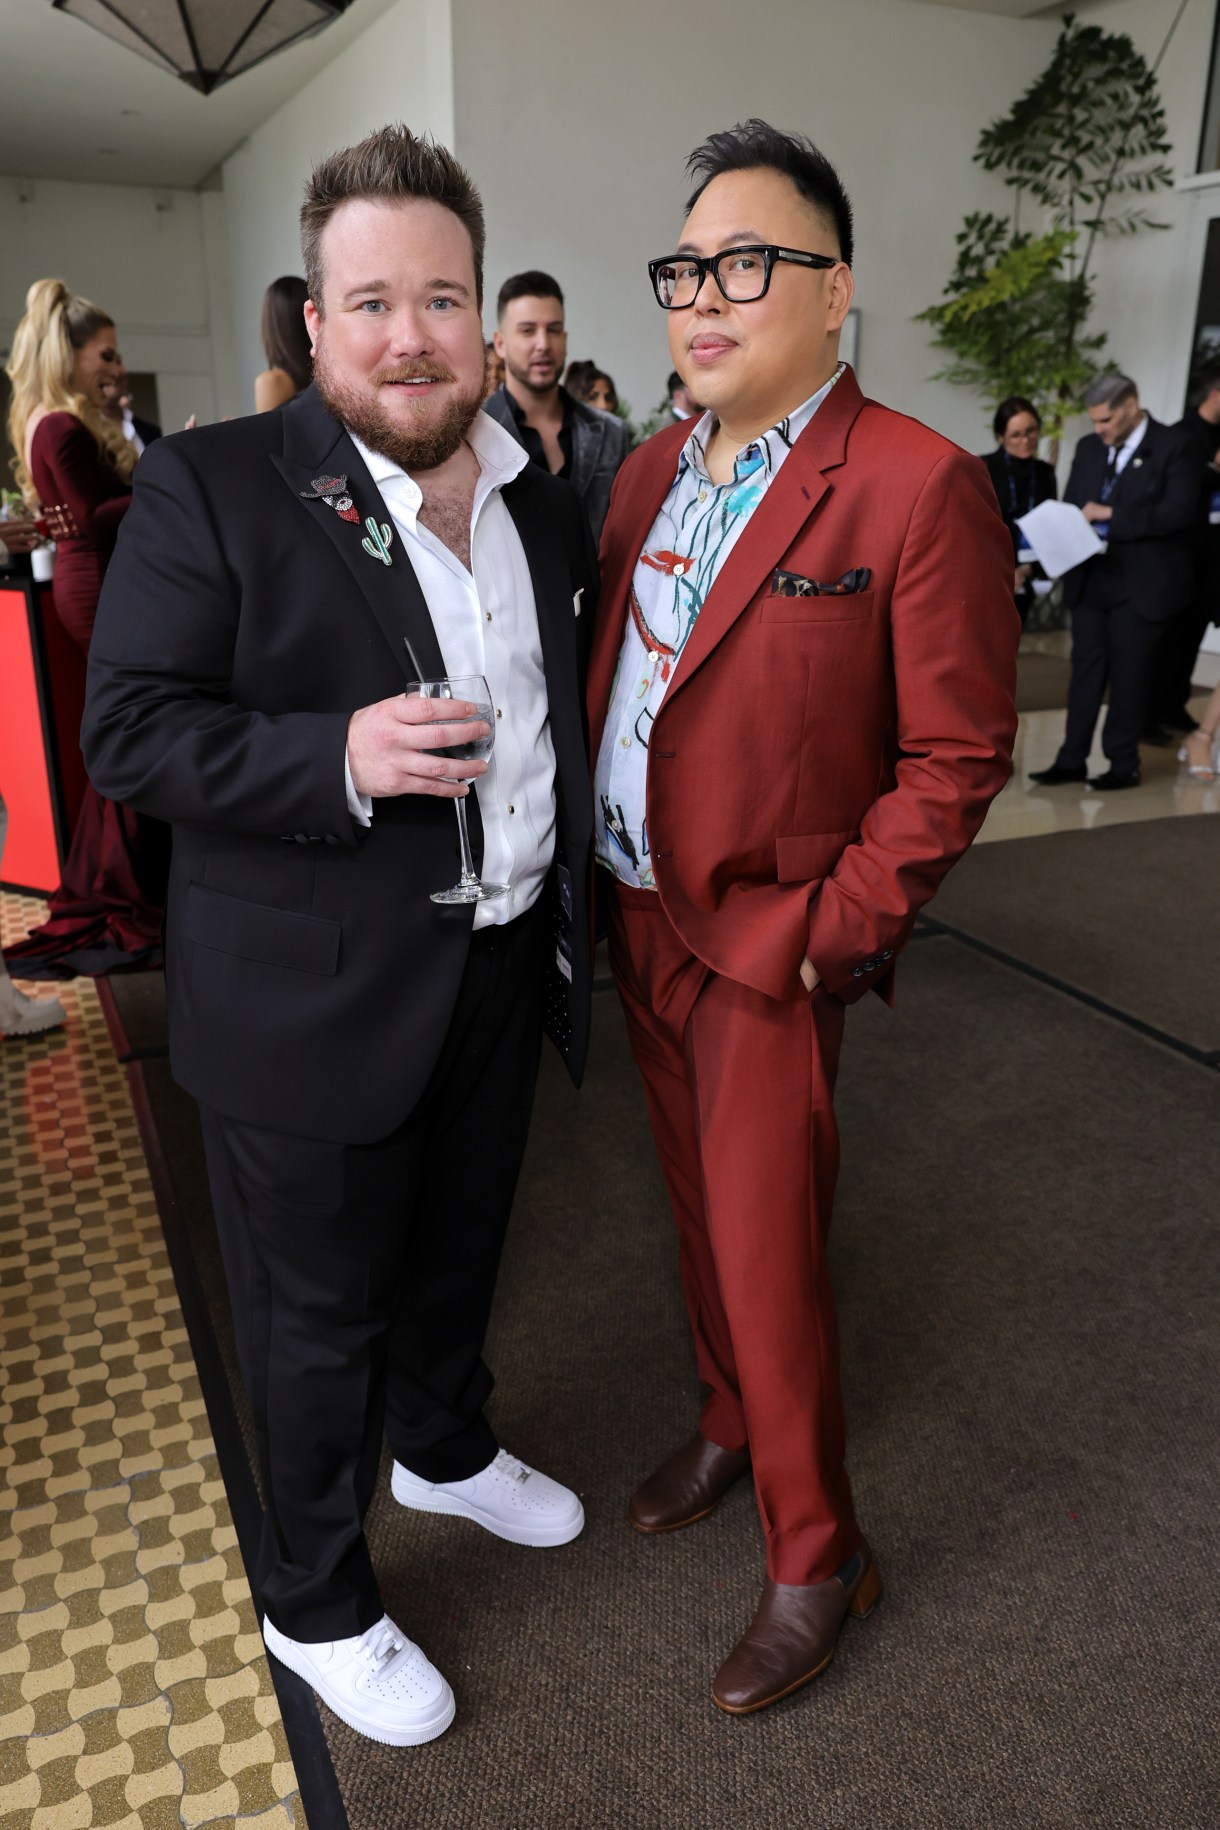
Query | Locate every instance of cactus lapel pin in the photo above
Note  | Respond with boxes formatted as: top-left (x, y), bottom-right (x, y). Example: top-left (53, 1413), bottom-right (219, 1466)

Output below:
top-left (300, 473), bottom-right (360, 524)
top-left (361, 516), bottom-right (394, 567)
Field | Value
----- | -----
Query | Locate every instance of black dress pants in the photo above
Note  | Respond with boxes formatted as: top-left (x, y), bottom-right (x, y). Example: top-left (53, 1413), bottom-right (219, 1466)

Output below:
top-left (199, 902), bottom-right (546, 1642)
top-left (1057, 586), bottom-right (1163, 776)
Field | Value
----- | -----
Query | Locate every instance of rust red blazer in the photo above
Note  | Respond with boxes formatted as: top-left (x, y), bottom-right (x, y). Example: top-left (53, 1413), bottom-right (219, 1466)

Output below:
top-left (588, 369), bottom-right (1019, 1006)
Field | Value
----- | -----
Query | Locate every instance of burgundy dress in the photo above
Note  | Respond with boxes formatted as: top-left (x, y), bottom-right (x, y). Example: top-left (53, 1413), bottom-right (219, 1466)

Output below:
top-left (4, 413), bottom-right (169, 978)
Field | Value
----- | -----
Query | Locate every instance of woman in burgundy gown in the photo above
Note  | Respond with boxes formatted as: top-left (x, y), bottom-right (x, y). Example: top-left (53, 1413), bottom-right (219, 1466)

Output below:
top-left (3, 279), bottom-right (168, 978)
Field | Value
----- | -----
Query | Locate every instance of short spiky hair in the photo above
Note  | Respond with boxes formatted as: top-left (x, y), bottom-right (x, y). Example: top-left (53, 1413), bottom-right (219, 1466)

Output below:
top-left (685, 119), bottom-right (854, 269)
top-left (301, 123), bottom-right (485, 312)
top-left (496, 270), bottom-right (564, 319)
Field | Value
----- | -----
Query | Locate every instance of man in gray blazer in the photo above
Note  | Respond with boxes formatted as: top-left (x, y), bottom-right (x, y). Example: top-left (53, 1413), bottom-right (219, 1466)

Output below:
top-left (484, 269), bottom-right (630, 542)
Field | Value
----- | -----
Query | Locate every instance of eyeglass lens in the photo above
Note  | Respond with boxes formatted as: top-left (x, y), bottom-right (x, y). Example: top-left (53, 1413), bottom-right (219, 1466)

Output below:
top-left (654, 249), bottom-right (770, 308)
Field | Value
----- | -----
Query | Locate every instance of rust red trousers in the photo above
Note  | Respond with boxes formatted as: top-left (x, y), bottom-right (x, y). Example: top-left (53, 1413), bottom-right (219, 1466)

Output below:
top-left (609, 881), bottom-right (860, 1585)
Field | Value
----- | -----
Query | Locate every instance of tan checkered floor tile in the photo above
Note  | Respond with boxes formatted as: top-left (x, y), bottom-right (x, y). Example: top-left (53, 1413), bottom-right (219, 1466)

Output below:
top-left (2, 892), bottom-right (304, 1830)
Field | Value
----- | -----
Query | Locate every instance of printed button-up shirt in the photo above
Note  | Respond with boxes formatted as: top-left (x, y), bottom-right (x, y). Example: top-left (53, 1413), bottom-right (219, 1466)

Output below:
top-left (593, 367), bottom-right (843, 889)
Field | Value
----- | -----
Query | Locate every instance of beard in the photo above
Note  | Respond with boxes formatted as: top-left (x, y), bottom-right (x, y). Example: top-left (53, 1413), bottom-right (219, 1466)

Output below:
top-left (313, 338), bottom-right (484, 473)
top-left (504, 351), bottom-right (560, 396)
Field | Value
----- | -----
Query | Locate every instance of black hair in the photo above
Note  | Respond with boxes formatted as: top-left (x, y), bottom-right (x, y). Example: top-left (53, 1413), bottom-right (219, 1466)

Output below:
top-left (496, 270), bottom-right (564, 319)
top-left (667, 370), bottom-right (683, 394)
top-left (261, 276), bottom-right (313, 393)
top-left (684, 119), bottom-right (853, 268)
top-left (993, 395), bottom-right (1041, 441)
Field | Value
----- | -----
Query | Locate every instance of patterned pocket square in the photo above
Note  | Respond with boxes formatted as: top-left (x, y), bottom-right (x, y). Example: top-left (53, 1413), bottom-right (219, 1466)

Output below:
top-left (772, 566), bottom-right (873, 597)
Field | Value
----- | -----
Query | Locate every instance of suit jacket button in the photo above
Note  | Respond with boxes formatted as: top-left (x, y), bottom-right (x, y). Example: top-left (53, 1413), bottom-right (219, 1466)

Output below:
top-left (851, 966), bottom-right (865, 979)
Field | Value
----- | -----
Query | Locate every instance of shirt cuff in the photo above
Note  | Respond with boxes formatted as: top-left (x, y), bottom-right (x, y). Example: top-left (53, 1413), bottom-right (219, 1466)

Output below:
top-left (344, 747), bottom-right (373, 827)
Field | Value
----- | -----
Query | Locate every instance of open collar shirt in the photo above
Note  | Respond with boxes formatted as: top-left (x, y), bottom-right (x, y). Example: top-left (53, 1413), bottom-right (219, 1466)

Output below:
top-left (347, 411), bottom-right (557, 928)
top-left (593, 366), bottom-right (844, 890)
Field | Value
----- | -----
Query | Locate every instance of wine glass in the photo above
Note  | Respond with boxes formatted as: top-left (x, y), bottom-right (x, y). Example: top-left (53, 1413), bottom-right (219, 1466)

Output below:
top-left (407, 674), bottom-right (508, 904)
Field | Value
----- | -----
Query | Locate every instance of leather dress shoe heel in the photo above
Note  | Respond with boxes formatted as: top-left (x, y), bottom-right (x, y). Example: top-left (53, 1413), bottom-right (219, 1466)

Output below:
top-left (1088, 767), bottom-right (1141, 790)
top-left (628, 1433), bottom-right (751, 1534)
top-left (712, 1543), bottom-right (880, 1715)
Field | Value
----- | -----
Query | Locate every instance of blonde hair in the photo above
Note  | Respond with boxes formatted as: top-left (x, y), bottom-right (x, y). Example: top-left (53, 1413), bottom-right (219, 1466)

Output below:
top-left (5, 278), bottom-right (136, 499)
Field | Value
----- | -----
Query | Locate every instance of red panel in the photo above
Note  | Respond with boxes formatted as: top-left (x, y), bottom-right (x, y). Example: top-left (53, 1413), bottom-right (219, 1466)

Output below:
top-left (0, 590), bottom-right (60, 893)
top-left (36, 584), bottom-right (88, 838)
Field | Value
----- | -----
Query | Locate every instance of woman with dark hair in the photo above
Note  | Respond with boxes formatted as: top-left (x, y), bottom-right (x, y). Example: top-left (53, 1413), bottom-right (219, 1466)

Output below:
top-left (254, 276), bottom-right (312, 412)
top-left (3, 277), bottom-right (167, 978)
top-left (980, 396), bottom-right (1058, 624)
top-left (565, 359), bottom-right (619, 415)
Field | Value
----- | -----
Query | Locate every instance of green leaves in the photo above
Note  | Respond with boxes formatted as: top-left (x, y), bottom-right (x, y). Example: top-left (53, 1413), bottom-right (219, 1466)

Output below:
top-left (920, 12), bottom-right (1172, 439)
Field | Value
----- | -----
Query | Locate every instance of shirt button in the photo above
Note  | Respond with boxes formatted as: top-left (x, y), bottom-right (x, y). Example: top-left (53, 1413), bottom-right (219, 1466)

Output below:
top-left (698, 489), bottom-right (707, 503)
top-left (620, 736), bottom-right (631, 749)
top-left (485, 611), bottom-right (492, 623)
top-left (508, 803), bottom-right (515, 814)
top-left (496, 708), bottom-right (502, 719)
top-left (673, 563), bottom-right (685, 576)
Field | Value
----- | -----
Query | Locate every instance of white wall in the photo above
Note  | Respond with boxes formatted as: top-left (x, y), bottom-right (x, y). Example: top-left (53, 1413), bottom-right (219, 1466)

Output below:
top-left (452, 0), bottom-right (1060, 451)
top-left (217, 0), bottom-right (454, 418)
top-left (0, 175), bottom-right (216, 431)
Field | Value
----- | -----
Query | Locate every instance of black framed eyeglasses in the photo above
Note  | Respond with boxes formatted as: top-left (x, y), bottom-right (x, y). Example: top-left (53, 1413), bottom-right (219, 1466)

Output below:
top-left (648, 244), bottom-right (839, 310)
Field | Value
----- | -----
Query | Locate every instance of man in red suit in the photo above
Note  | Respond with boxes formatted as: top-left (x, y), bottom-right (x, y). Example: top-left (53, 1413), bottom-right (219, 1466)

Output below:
top-left (589, 120), bottom-right (1019, 1715)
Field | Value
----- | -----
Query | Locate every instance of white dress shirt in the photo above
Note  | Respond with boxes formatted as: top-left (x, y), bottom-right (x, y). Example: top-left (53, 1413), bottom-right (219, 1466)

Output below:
top-left (1113, 412), bottom-right (1149, 476)
top-left (346, 412), bottom-right (557, 928)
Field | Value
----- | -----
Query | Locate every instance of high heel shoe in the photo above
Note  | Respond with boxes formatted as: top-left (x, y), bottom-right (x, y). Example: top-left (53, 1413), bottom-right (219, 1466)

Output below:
top-left (1178, 732), bottom-right (1218, 780)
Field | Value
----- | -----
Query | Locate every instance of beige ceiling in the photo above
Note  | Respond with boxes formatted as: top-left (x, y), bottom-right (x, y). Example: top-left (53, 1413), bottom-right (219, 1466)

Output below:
top-left (0, 0), bottom-right (399, 189)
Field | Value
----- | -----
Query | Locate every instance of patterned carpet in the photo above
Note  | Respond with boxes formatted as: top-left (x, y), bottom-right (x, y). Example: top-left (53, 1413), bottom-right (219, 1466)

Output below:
top-left (0, 891), bottom-right (302, 1830)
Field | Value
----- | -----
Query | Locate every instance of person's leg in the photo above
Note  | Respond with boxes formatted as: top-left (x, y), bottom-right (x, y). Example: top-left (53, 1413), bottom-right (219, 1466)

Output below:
top-left (687, 976), bottom-right (859, 1586)
top-left (385, 908), bottom-right (548, 1480)
top-left (1055, 599), bottom-right (1108, 769)
top-left (200, 1107), bottom-right (422, 1642)
top-left (608, 889), bottom-right (747, 1454)
top-left (1100, 604), bottom-right (1163, 774)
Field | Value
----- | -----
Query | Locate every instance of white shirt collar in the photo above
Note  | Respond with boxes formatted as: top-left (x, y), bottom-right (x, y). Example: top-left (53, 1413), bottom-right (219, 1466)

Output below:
top-left (1120, 414), bottom-right (1149, 457)
top-left (349, 408), bottom-right (528, 523)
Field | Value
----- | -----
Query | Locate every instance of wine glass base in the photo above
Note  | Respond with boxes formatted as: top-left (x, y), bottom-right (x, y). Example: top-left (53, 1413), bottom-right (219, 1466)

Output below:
top-left (430, 881), bottom-right (510, 905)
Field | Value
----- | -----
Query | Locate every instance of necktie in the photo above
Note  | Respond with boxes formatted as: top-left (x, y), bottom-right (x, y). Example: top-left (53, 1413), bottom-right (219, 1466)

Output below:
top-left (1100, 445), bottom-right (1119, 504)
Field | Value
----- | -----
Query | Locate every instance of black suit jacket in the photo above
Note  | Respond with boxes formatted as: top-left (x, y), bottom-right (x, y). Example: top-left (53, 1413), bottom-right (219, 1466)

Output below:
top-left (1062, 417), bottom-right (1201, 618)
top-left (979, 449), bottom-right (1058, 560)
top-left (483, 384), bottom-right (630, 544)
top-left (83, 385), bottom-right (598, 1143)
top-left (131, 414), bottom-right (162, 449)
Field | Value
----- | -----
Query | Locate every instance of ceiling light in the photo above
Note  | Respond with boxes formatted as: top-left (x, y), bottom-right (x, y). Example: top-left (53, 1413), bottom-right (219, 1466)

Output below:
top-left (52, 1), bottom-right (355, 96)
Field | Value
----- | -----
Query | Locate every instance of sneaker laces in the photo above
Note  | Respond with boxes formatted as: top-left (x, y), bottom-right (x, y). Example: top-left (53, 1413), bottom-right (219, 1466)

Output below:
top-left (493, 1449), bottom-right (533, 1485)
top-left (357, 1620), bottom-right (407, 1675)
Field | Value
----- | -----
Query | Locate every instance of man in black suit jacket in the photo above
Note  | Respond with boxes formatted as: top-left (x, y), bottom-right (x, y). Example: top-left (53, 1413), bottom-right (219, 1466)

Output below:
top-left (483, 269), bottom-right (630, 542)
top-left (1033, 373), bottom-right (1201, 790)
top-left (83, 126), bottom-right (596, 1750)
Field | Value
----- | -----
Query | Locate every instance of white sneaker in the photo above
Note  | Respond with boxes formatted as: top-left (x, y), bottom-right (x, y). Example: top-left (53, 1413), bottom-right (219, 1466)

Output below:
top-left (0, 978), bottom-right (67, 1038)
top-left (391, 1448), bottom-right (585, 1547)
top-left (262, 1613), bottom-right (455, 1747)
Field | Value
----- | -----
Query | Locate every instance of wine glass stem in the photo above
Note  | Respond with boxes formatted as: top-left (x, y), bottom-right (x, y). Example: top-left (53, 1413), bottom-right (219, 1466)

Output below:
top-left (454, 791), bottom-right (479, 888)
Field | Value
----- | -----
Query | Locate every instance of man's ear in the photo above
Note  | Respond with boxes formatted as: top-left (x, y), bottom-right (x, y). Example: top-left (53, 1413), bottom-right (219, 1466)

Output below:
top-left (493, 327), bottom-right (506, 360)
top-left (826, 264), bottom-right (854, 336)
top-left (304, 299), bottom-right (321, 356)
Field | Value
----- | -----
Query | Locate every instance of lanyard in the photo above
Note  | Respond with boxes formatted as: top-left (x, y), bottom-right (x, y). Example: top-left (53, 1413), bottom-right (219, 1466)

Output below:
top-left (1100, 449), bottom-right (1121, 504)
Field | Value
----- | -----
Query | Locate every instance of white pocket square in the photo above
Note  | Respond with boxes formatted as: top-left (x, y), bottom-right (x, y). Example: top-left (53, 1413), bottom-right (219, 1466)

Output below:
top-left (573, 588), bottom-right (584, 617)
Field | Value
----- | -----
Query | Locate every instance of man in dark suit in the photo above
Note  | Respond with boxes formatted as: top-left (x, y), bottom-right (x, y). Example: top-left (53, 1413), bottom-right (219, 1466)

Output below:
top-left (1145, 374), bottom-right (1220, 736)
top-left (1031, 373), bottom-right (1201, 790)
top-left (589, 119), bottom-right (1017, 1717)
top-left (83, 125), bottom-right (596, 1749)
top-left (483, 269), bottom-right (630, 541)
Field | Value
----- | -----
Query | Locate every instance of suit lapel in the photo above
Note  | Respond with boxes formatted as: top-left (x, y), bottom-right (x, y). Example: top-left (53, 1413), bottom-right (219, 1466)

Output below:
top-left (271, 386), bottom-right (448, 685)
top-left (502, 470), bottom-right (584, 817)
top-left (664, 371), bottom-right (862, 702)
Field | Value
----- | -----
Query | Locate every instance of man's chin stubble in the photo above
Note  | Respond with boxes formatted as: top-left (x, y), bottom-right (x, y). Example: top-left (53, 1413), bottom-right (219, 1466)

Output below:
top-left (315, 352), bottom-right (483, 473)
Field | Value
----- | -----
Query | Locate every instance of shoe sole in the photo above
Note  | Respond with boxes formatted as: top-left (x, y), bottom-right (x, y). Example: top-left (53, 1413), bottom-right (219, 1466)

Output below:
top-left (263, 1625), bottom-right (456, 1747)
top-left (391, 1471), bottom-right (585, 1547)
top-left (1, 1005), bottom-right (67, 1037)
top-left (711, 1563), bottom-right (883, 1717)
top-left (628, 1500), bottom-right (719, 1534)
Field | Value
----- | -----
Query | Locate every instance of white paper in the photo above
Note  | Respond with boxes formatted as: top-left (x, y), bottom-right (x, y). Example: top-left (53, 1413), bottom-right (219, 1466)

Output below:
top-left (1014, 501), bottom-right (1104, 580)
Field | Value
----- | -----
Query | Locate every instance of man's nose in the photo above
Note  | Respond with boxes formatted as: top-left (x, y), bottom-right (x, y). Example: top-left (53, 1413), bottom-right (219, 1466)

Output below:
top-left (692, 266), bottom-right (723, 312)
top-left (387, 312), bottom-right (431, 356)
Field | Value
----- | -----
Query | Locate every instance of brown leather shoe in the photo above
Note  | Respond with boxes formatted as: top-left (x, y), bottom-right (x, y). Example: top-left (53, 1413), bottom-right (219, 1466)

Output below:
top-left (711, 1543), bottom-right (881, 1714)
top-left (628, 1433), bottom-right (751, 1534)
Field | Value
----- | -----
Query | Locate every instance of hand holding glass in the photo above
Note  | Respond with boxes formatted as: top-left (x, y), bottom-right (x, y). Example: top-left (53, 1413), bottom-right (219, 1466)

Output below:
top-left (406, 673), bottom-right (508, 904)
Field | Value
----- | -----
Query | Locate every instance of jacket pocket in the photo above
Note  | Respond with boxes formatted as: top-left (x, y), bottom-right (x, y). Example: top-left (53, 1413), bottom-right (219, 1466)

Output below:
top-left (775, 830), bottom-right (858, 883)
top-left (184, 882), bottom-right (341, 976)
top-left (760, 590), bottom-right (875, 625)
